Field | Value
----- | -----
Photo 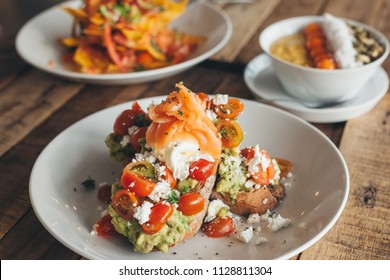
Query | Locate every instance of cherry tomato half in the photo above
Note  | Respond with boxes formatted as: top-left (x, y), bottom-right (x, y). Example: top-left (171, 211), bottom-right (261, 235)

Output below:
top-left (111, 189), bottom-right (139, 220)
top-left (202, 216), bottom-right (236, 238)
top-left (94, 215), bottom-right (116, 237)
top-left (241, 147), bottom-right (276, 185)
top-left (189, 159), bottom-right (215, 181)
top-left (113, 109), bottom-right (145, 136)
top-left (141, 202), bottom-right (174, 234)
top-left (177, 192), bottom-right (205, 216)
top-left (160, 163), bottom-right (176, 188)
top-left (213, 98), bottom-right (244, 119)
top-left (130, 127), bottom-right (147, 150)
top-left (97, 184), bottom-right (112, 204)
top-left (216, 120), bottom-right (244, 148)
top-left (121, 170), bottom-right (156, 197)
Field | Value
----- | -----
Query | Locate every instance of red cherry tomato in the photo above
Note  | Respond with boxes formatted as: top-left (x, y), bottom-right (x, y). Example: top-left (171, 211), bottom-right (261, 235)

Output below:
top-left (202, 216), bottom-right (236, 238)
top-left (213, 98), bottom-right (244, 119)
top-left (241, 147), bottom-right (276, 185)
top-left (141, 202), bottom-right (174, 234)
top-left (189, 159), bottom-right (215, 181)
top-left (130, 127), bottom-right (147, 150)
top-left (113, 109), bottom-right (146, 136)
top-left (121, 170), bottom-right (156, 197)
top-left (97, 184), bottom-right (112, 203)
top-left (216, 120), bottom-right (244, 148)
top-left (94, 215), bottom-right (116, 236)
top-left (111, 189), bottom-right (139, 220)
top-left (160, 164), bottom-right (176, 188)
top-left (177, 192), bottom-right (205, 216)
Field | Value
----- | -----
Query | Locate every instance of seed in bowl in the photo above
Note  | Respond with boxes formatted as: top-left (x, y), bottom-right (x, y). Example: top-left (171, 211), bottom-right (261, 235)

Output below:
top-left (270, 13), bottom-right (386, 70)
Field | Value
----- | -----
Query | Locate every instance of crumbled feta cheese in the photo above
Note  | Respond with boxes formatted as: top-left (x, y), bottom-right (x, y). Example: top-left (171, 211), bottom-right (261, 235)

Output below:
top-left (244, 179), bottom-right (261, 190)
top-left (235, 226), bottom-right (254, 243)
top-left (154, 163), bottom-right (167, 181)
top-left (255, 236), bottom-right (268, 245)
top-left (120, 135), bottom-right (130, 147)
top-left (206, 109), bottom-right (218, 121)
top-left (261, 210), bottom-right (291, 231)
top-left (246, 145), bottom-right (271, 174)
top-left (212, 94), bottom-right (229, 105)
top-left (134, 151), bottom-right (157, 164)
top-left (247, 213), bottom-right (261, 224)
top-left (162, 141), bottom-right (214, 180)
top-left (148, 181), bottom-right (172, 202)
top-left (204, 199), bottom-right (230, 223)
top-left (90, 226), bottom-right (98, 235)
top-left (127, 125), bottom-right (139, 136)
top-left (133, 201), bottom-right (153, 224)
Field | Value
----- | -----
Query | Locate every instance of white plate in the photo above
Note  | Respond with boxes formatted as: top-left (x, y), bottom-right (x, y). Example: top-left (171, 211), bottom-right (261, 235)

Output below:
top-left (29, 96), bottom-right (349, 259)
top-left (16, 1), bottom-right (232, 85)
top-left (244, 54), bottom-right (389, 123)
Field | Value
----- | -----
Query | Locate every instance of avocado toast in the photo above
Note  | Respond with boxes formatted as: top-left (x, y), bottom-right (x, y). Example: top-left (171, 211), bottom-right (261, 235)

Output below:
top-left (95, 83), bottom-right (223, 253)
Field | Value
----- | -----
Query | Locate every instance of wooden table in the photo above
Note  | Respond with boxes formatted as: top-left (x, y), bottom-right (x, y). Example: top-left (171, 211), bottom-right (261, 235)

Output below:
top-left (0, 0), bottom-right (389, 260)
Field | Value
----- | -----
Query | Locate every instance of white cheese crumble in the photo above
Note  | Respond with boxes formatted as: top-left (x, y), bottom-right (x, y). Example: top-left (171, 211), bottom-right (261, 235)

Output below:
top-left (204, 199), bottom-right (230, 223)
top-left (148, 180), bottom-right (172, 202)
top-left (255, 236), bottom-right (268, 245)
top-left (212, 94), bottom-right (229, 105)
top-left (134, 151), bottom-right (157, 164)
top-left (133, 201), bottom-right (153, 225)
top-left (247, 213), bottom-right (261, 224)
top-left (154, 163), bottom-right (167, 181)
top-left (246, 145), bottom-right (271, 174)
top-left (244, 179), bottom-right (261, 190)
top-left (205, 109), bottom-right (218, 121)
top-left (127, 125), bottom-right (139, 136)
top-left (161, 141), bottom-right (214, 181)
top-left (120, 135), bottom-right (130, 147)
top-left (235, 226), bottom-right (254, 243)
top-left (260, 210), bottom-right (291, 232)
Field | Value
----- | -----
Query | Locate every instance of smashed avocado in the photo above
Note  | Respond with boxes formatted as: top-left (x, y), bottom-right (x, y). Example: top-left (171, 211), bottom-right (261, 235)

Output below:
top-left (216, 148), bottom-right (247, 200)
top-left (107, 205), bottom-right (193, 253)
top-left (177, 178), bottom-right (198, 193)
top-left (105, 133), bottom-right (135, 162)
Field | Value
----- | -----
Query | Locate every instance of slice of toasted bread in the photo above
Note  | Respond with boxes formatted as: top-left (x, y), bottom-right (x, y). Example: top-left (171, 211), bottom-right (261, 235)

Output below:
top-left (211, 158), bottom-right (292, 216)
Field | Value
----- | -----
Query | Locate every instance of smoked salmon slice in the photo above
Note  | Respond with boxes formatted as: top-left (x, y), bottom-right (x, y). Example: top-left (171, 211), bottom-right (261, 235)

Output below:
top-left (146, 83), bottom-right (222, 159)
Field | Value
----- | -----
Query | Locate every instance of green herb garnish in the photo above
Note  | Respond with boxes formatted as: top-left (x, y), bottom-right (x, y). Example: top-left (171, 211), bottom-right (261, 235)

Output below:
top-left (81, 176), bottom-right (96, 190)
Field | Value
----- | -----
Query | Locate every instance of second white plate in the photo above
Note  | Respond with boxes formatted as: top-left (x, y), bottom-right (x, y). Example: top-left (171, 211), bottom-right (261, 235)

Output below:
top-left (16, 1), bottom-right (232, 85)
top-left (244, 54), bottom-right (389, 123)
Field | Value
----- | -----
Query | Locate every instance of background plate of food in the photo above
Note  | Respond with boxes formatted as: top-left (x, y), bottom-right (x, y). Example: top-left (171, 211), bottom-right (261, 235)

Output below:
top-left (29, 92), bottom-right (349, 260)
top-left (16, 0), bottom-right (232, 84)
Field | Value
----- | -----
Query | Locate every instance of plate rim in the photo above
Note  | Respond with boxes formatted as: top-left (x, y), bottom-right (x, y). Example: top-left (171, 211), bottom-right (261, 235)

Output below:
top-left (29, 96), bottom-right (350, 260)
top-left (15, 0), bottom-right (233, 84)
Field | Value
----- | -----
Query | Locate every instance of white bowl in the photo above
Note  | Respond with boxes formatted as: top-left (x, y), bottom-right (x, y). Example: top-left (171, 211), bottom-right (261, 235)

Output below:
top-left (259, 16), bottom-right (389, 106)
top-left (16, 0), bottom-right (232, 85)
